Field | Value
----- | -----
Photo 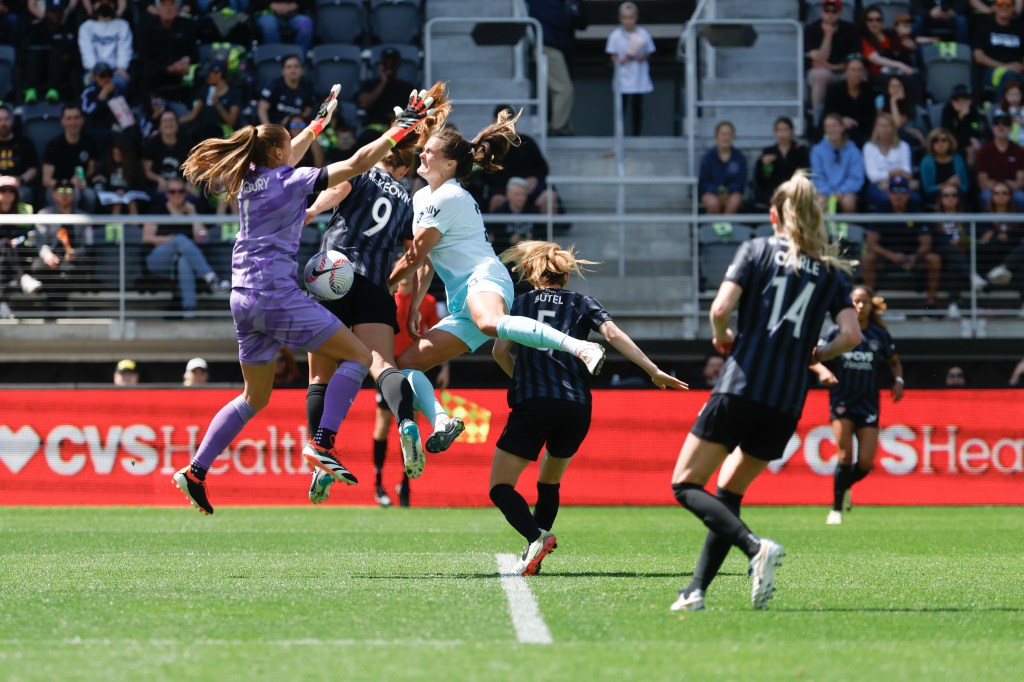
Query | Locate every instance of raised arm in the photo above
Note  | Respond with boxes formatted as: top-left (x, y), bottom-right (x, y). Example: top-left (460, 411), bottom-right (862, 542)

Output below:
top-left (598, 320), bottom-right (688, 390)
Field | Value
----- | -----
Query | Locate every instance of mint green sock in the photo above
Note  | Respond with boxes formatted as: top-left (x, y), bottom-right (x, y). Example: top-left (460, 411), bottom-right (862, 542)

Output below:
top-left (401, 369), bottom-right (447, 430)
top-left (495, 315), bottom-right (585, 354)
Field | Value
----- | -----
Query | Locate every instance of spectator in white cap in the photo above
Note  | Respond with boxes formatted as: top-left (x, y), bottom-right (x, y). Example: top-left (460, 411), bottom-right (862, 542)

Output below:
top-left (184, 357), bottom-right (209, 386)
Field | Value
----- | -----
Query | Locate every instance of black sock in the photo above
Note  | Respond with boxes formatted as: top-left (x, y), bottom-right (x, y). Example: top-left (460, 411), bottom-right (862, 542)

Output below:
top-left (850, 465), bottom-right (871, 486)
top-left (687, 487), bottom-right (743, 592)
top-left (190, 462), bottom-right (207, 481)
top-left (833, 463), bottom-right (855, 510)
top-left (306, 383), bottom-right (327, 441)
top-left (377, 368), bottom-right (415, 424)
top-left (672, 482), bottom-right (761, 558)
top-left (534, 482), bottom-right (560, 531)
top-left (490, 483), bottom-right (541, 543)
top-left (373, 438), bottom-right (386, 487)
top-left (313, 427), bottom-right (336, 450)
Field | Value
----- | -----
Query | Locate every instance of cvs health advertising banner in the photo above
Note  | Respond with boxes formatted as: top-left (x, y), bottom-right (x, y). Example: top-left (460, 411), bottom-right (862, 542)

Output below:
top-left (0, 389), bottom-right (1021, 507)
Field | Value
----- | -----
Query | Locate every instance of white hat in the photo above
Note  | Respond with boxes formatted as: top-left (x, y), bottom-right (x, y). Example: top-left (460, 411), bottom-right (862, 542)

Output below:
top-left (186, 357), bottom-right (208, 372)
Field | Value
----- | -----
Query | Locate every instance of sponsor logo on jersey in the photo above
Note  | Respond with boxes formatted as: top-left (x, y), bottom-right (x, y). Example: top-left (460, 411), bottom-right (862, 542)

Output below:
top-left (241, 176), bottom-right (270, 195)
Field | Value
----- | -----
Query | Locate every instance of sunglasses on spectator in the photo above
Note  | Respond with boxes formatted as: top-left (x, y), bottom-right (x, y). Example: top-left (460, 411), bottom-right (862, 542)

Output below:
top-left (947, 371), bottom-right (964, 379)
top-left (0, 187), bottom-right (16, 193)
top-left (823, 6), bottom-right (838, 13)
top-left (941, 192), bottom-right (959, 198)
top-left (866, 15), bottom-right (883, 23)
top-left (993, 189), bottom-right (1012, 195)
top-left (56, 187), bottom-right (74, 194)
top-left (166, 188), bottom-right (186, 195)
top-left (288, 122), bottom-right (305, 129)
top-left (933, 137), bottom-right (950, 143)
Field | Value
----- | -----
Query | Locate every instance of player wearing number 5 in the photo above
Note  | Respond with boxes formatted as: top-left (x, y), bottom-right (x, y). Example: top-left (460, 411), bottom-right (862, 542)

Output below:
top-left (301, 108), bottom-right (455, 503)
top-left (386, 107), bottom-right (607, 479)
top-left (670, 171), bottom-right (861, 611)
top-left (170, 84), bottom-right (438, 515)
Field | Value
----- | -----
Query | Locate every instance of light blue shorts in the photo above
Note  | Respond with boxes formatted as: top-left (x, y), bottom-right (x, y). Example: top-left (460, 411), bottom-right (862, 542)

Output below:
top-left (434, 275), bottom-right (514, 351)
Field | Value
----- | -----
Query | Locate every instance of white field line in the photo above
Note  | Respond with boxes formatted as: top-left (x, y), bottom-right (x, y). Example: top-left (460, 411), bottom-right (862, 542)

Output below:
top-left (495, 553), bottom-right (553, 645)
top-left (0, 638), bottom-right (467, 647)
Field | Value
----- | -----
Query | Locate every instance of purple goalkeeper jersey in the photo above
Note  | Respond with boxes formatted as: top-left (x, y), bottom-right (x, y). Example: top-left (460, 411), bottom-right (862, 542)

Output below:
top-left (232, 164), bottom-right (323, 290)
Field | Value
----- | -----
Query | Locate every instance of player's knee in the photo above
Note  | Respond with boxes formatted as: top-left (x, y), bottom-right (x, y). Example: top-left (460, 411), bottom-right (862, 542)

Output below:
top-left (489, 483), bottom-right (515, 506)
top-left (671, 482), bottom-right (703, 509)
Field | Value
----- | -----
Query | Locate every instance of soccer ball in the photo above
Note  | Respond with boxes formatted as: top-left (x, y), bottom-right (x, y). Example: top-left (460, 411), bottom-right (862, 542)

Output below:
top-left (303, 250), bottom-right (354, 300)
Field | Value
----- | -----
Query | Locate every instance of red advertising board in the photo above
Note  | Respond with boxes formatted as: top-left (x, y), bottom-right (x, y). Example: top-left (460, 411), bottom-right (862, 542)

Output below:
top-left (1, 389), bottom-right (1021, 506)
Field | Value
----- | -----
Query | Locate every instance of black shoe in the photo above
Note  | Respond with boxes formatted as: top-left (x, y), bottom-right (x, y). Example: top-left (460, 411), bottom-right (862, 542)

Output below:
top-left (172, 465), bottom-right (214, 515)
top-left (425, 417), bottom-right (465, 453)
top-left (395, 482), bottom-right (410, 507)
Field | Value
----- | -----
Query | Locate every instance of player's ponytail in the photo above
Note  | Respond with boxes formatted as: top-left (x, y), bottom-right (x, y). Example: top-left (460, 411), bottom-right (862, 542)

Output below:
top-left (772, 170), bottom-right (853, 275)
top-left (430, 106), bottom-right (521, 185)
top-left (181, 124), bottom-right (290, 201)
top-left (499, 240), bottom-right (598, 288)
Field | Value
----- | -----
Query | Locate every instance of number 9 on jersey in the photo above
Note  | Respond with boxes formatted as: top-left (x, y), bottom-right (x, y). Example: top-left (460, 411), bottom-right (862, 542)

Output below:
top-left (304, 250), bottom-right (355, 300)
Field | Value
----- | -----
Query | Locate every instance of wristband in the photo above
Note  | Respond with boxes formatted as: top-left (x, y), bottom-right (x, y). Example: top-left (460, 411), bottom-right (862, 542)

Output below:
top-left (385, 126), bottom-right (410, 147)
top-left (308, 120), bottom-right (325, 139)
top-left (894, 376), bottom-right (905, 385)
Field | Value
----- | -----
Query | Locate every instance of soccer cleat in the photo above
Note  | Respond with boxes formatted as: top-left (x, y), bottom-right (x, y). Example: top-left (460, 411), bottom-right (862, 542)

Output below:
top-left (576, 342), bottom-right (606, 375)
top-left (395, 482), bottom-right (410, 507)
top-left (842, 488), bottom-right (852, 512)
top-left (670, 588), bottom-right (705, 611)
top-left (425, 417), bottom-right (465, 453)
top-left (302, 441), bottom-right (358, 485)
top-left (375, 485), bottom-right (392, 508)
top-left (987, 264), bottom-right (1012, 285)
top-left (399, 419), bottom-right (425, 479)
top-left (173, 465), bottom-right (214, 515)
top-left (826, 510), bottom-right (843, 525)
top-left (749, 539), bottom-right (785, 609)
top-left (518, 530), bottom-right (557, 576)
top-left (308, 468), bottom-right (334, 504)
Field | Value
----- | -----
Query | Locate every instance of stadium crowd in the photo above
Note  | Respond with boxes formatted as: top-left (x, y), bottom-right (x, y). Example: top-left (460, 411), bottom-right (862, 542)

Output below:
top-left (701, 0), bottom-right (1024, 318)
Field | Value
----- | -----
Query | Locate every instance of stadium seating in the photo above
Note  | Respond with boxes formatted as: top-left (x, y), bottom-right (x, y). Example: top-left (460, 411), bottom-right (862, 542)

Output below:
top-left (252, 43), bottom-right (306, 91)
top-left (21, 110), bottom-right (63, 162)
top-left (369, 0), bottom-right (422, 45)
top-left (367, 44), bottom-right (422, 84)
top-left (875, 1), bottom-right (912, 28)
top-left (698, 222), bottom-right (754, 293)
top-left (921, 42), bottom-right (972, 104)
top-left (315, 0), bottom-right (367, 46)
top-left (309, 44), bottom-right (364, 95)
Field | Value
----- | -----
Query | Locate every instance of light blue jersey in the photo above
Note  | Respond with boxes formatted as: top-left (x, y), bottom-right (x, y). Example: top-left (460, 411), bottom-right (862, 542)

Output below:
top-left (412, 179), bottom-right (512, 314)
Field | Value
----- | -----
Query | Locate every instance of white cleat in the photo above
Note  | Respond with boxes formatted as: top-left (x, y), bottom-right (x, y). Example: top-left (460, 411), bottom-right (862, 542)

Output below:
top-left (670, 588), bottom-right (705, 611)
top-left (749, 539), bottom-right (785, 609)
top-left (308, 468), bottom-right (334, 504)
top-left (399, 419), bottom-right (425, 479)
top-left (826, 510), bottom-right (843, 525)
top-left (576, 342), bottom-right (606, 375)
top-left (517, 530), bottom-right (557, 576)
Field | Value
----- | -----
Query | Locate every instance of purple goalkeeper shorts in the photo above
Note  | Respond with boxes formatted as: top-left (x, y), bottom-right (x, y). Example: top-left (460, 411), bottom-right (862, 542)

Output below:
top-left (231, 287), bottom-right (342, 365)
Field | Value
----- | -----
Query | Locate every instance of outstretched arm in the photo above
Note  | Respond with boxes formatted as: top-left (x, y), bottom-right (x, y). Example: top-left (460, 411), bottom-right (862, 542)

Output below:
top-left (290, 84), bottom-right (340, 166)
top-left (599, 320), bottom-right (688, 390)
top-left (305, 181), bottom-right (352, 224)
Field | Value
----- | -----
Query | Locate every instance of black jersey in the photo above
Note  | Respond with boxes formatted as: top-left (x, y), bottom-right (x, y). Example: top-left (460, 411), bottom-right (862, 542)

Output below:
top-left (507, 288), bottom-right (613, 407)
top-left (823, 321), bottom-right (895, 417)
top-left (319, 167), bottom-right (414, 289)
top-left (715, 236), bottom-right (853, 417)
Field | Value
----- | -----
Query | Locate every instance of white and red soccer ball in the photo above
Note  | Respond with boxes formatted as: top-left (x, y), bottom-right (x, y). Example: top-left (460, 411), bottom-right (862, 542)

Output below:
top-left (303, 250), bottom-right (354, 300)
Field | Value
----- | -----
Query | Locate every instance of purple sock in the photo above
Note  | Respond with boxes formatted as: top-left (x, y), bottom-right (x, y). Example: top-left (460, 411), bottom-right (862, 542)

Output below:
top-left (192, 396), bottom-right (257, 471)
top-left (319, 361), bottom-right (369, 432)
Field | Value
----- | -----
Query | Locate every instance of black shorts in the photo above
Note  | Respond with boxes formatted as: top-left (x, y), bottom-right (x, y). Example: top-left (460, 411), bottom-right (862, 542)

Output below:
top-left (690, 393), bottom-right (800, 462)
top-left (319, 274), bottom-right (398, 332)
top-left (829, 403), bottom-right (879, 429)
top-left (496, 397), bottom-right (592, 461)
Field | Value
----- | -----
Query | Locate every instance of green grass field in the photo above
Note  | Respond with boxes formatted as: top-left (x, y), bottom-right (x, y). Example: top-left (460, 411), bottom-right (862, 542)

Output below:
top-left (1, 506), bottom-right (1021, 681)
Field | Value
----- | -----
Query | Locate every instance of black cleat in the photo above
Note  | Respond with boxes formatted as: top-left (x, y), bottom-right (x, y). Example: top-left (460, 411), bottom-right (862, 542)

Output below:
top-left (173, 466), bottom-right (214, 515)
top-left (425, 417), bottom-right (465, 453)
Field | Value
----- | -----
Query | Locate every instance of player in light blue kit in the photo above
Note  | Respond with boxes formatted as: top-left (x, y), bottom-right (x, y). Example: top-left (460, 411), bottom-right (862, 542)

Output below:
top-left (171, 85), bottom-right (436, 515)
top-left (386, 108), bottom-right (607, 478)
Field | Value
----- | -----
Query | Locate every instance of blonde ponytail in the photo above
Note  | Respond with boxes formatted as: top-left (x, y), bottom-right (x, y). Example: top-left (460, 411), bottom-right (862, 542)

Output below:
top-left (499, 240), bottom-right (598, 288)
top-left (771, 171), bottom-right (853, 275)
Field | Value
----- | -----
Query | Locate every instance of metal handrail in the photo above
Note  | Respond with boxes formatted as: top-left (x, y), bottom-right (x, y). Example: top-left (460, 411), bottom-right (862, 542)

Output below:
top-left (684, 17), bottom-right (805, 176)
top-left (423, 15), bottom-right (548, 153)
top-left (8, 211), bottom-right (1023, 339)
